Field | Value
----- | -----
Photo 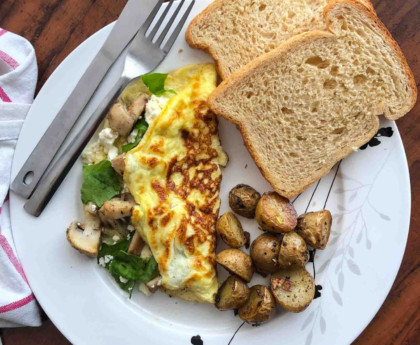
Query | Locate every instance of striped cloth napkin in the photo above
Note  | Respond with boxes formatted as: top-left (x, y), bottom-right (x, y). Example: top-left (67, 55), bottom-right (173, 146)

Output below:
top-left (0, 28), bottom-right (41, 327)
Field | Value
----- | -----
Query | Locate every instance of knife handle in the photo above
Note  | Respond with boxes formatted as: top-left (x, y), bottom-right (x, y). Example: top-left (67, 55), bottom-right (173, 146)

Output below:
top-left (24, 76), bottom-right (130, 217)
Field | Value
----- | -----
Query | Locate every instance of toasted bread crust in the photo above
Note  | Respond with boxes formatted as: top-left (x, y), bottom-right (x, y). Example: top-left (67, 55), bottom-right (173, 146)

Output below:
top-left (209, 0), bottom-right (414, 197)
top-left (325, 0), bottom-right (417, 120)
top-left (185, 0), bottom-right (233, 80)
top-left (210, 34), bottom-right (380, 197)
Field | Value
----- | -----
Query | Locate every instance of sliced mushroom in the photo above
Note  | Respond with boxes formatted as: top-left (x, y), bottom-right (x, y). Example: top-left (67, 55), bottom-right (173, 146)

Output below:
top-left (101, 221), bottom-right (128, 242)
top-left (108, 101), bottom-right (132, 136)
top-left (128, 93), bottom-right (148, 118)
top-left (146, 275), bottom-right (162, 293)
top-left (128, 231), bottom-right (145, 255)
top-left (99, 198), bottom-right (136, 220)
top-left (121, 192), bottom-right (135, 204)
top-left (111, 153), bottom-right (126, 175)
top-left (66, 205), bottom-right (101, 257)
top-left (108, 93), bottom-right (148, 136)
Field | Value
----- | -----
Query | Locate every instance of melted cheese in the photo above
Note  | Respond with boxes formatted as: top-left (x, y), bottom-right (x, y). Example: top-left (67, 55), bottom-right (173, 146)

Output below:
top-left (124, 64), bottom-right (223, 303)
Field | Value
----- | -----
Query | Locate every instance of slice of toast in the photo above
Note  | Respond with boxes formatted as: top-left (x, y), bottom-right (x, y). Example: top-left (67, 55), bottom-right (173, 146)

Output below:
top-left (186, 0), bottom-right (375, 80)
top-left (209, 0), bottom-right (417, 198)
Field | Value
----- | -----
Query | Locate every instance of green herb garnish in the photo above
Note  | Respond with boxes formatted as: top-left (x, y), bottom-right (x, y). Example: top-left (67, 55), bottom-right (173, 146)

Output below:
top-left (141, 73), bottom-right (176, 96)
top-left (121, 118), bottom-right (149, 153)
top-left (80, 160), bottom-right (122, 207)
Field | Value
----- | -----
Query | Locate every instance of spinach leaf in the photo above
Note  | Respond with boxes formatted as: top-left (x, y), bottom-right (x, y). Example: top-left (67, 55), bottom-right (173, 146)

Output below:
top-left (141, 73), bottom-right (176, 96)
top-left (112, 273), bottom-right (135, 295)
top-left (121, 118), bottom-right (149, 153)
top-left (81, 160), bottom-right (122, 207)
top-left (109, 251), bottom-right (158, 282)
top-left (99, 237), bottom-right (136, 295)
top-left (99, 238), bottom-right (131, 259)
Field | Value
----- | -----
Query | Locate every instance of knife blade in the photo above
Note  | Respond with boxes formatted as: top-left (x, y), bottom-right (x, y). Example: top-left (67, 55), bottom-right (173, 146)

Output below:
top-left (11, 0), bottom-right (159, 199)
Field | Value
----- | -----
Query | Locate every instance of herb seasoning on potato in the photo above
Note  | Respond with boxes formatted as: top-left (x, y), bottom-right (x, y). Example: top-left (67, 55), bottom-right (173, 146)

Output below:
top-left (216, 212), bottom-right (247, 248)
top-left (296, 210), bottom-right (332, 249)
top-left (250, 233), bottom-right (280, 274)
top-left (215, 276), bottom-right (250, 311)
top-left (238, 285), bottom-right (276, 325)
top-left (215, 249), bottom-right (254, 282)
top-left (255, 192), bottom-right (297, 233)
top-left (278, 232), bottom-right (309, 268)
top-left (229, 184), bottom-right (261, 218)
top-left (271, 266), bottom-right (315, 313)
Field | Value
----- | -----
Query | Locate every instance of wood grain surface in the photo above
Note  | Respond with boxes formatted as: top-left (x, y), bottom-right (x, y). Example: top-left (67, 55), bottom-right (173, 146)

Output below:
top-left (0, 0), bottom-right (419, 344)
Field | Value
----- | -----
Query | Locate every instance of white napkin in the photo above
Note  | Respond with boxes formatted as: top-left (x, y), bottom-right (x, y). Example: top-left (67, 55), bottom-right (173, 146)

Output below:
top-left (0, 28), bottom-right (41, 327)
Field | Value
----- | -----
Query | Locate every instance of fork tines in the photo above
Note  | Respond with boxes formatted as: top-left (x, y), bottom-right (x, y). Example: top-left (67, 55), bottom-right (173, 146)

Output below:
top-left (142, 0), bottom-right (195, 52)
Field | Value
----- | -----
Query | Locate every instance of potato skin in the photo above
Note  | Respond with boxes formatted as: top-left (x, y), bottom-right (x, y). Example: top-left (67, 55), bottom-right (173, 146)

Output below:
top-left (229, 184), bottom-right (261, 219)
top-left (250, 234), bottom-right (281, 274)
top-left (296, 210), bottom-right (332, 249)
top-left (278, 232), bottom-right (309, 268)
top-left (215, 249), bottom-right (254, 282)
top-left (238, 285), bottom-right (276, 325)
top-left (255, 192), bottom-right (297, 233)
top-left (216, 212), bottom-right (246, 248)
top-left (215, 276), bottom-right (250, 311)
top-left (271, 267), bottom-right (315, 313)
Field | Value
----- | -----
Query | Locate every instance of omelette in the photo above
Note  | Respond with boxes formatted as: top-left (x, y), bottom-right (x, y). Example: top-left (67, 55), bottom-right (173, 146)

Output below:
top-left (124, 64), bottom-right (226, 303)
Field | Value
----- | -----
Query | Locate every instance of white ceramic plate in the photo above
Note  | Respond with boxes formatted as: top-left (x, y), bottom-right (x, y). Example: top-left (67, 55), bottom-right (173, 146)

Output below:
top-left (10, 1), bottom-right (411, 344)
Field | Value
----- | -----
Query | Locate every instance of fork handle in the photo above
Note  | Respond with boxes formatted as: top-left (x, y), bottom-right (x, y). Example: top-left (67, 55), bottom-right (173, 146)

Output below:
top-left (24, 76), bottom-right (130, 217)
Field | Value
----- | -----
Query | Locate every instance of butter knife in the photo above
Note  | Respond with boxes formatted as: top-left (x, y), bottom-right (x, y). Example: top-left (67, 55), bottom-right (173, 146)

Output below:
top-left (11, 0), bottom-right (160, 199)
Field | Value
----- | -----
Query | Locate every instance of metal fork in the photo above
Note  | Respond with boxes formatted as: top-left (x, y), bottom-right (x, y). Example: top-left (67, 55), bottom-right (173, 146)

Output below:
top-left (24, 0), bottom-right (195, 217)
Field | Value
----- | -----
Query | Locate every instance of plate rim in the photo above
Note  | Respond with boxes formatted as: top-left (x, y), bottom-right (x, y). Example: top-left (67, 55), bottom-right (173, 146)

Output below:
top-left (10, 2), bottom-right (412, 344)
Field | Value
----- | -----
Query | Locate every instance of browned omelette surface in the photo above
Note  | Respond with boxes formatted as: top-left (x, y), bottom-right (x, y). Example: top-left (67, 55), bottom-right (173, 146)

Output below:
top-left (124, 64), bottom-right (226, 302)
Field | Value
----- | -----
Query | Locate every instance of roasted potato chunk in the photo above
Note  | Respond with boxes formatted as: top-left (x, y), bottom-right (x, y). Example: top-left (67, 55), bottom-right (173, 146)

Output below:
top-left (296, 210), bottom-right (332, 249)
top-left (215, 249), bottom-right (254, 282)
top-left (238, 285), bottom-right (276, 325)
top-left (278, 232), bottom-right (309, 268)
top-left (250, 234), bottom-right (280, 274)
top-left (215, 276), bottom-right (250, 311)
top-left (255, 192), bottom-right (297, 233)
top-left (271, 267), bottom-right (315, 313)
top-left (229, 184), bottom-right (261, 219)
top-left (216, 212), bottom-right (247, 248)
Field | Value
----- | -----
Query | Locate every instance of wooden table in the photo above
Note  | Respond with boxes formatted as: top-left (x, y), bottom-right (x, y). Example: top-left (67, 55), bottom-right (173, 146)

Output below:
top-left (0, 0), bottom-right (419, 344)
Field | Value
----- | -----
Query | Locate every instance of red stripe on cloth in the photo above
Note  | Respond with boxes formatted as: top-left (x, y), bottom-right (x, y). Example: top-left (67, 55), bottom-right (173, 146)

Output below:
top-left (0, 29), bottom-right (7, 38)
top-left (0, 86), bottom-right (11, 102)
top-left (0, 294), bottom-right (34, 313)
top-left (0, 50), bottom-right (19, 70)
top-left (0, 233), bottom-right (29, 285)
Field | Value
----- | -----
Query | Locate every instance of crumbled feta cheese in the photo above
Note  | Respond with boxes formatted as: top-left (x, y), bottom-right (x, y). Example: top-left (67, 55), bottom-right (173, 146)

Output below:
top-left (112, 235), bottom-right (120, 242)
top-left (86, 202), bottom-right (97, 214)
top-left (127, 129), bottom-right (138, 144)
top-left (98, 257), bottom-right (106, 267)
top-left (145, 94), bottom-right (171, 124)
top-left (81, 141), bottom-right (107, 165)
top-left (140, 244), bottom-right (153, 260)
top-left (119, 276), bottom-right (129, 284)
top-left (127, 225), bottom-right (135, 232)
top-left (104, 255), bottom-right (113, 264)
top-left (99, 128), bottom-right (119, 161)
top-left (139, 282), bottom-right (152, 296)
